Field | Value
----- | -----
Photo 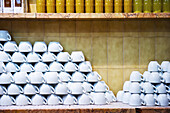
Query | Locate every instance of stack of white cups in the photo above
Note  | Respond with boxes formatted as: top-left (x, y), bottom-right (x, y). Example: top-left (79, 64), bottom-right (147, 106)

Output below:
top-left (117, 61), bottom-right (170, 106)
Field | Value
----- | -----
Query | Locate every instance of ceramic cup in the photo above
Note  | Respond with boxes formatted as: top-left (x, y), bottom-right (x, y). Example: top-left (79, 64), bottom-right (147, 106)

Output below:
top-left (161, 61), bottom-right (169, 72)
top-left (0, 95), bottom-right (15, 106)
top-left (6, 62), bottom-right (20, 72)
top-left (123, 81), bottom-right (131, 92)
top-left (129, 82), bottom-right (142, 94)
top-left (20, 63), bottom-right (35, 72)
top-left (48, 42), bottom-right (63, 52)
top-left (19, 41), bottom-right (32, 52)
top-left (0, 72), bottom-right (14, 84)
top-left (129, 94), bottom-right (142, 106)
top-left (63, 94), bottom-right (77, 105)
top-left (153, 83), bottom-right (169, 94)
top-left (15, 94), bottom-right (32, 106)
top-left (130, 71), bottom-right (143, 82)
top-left (43, 72), bottom-right (60, 84)
top-left (68, 82), bottom-right (85, 95)
top-left (49, 62), bottom-right (64, 72)
top-left (0, 30), bottom-right (11, 41)
top-left (122, 92), bottom-right (131, 104)
top-left (149, 72), bottom-right (163, 83)
top-left (7, 84), bottom-right (23, 95)
top-left (105, 91), bottom-right (116, 102)
top-left (42, 52), bottom-right (56, 62)
top-left (90, 92), bottom-right (109, 105)
top-left (13, 72), bottom-right (29, 84)
top-left (82, 82), bottom-right (94, 93)
top-left (27, 52), bottom-right (42, 63)
top-left (78, 94), bottom-right (94, 105)
top-left (94, 81), bottom-right (109, 92)
top-left (71, 72), bottom-right (87, 82)
top-left (28, 72), bottom-right (45, 84)
top-left (12, 52), bottom-right (27, 63)
top-left (79, 61), bottom-right (92, 72)
top-left (162, 72), bottom-right (170, 83)
top-left (31, 94), bottom-right (47, 105)
top-left (4, 41), bottom-right (18, 52)
top-left (24, 84), bottom-right (39, 95)
top-left (86, 71), bottom-right (102, 82)
top-left (141, 82), bottom-right (156, 94)
top-left (58, 72), bottom-right (72, 82)
top-left (33, 42), bottom-right (47, 52)
top-left (57, 52), bottom-right (71, 62)
top-left (47, 94), bottom-right (63, 105)
top-left (34, 62), bottom-right (49, 72)
top-left (55, 83), bottom-right (71, 95)
top-left (142, 94), bottom-right (156, 106)
top-left (168, 63), bottom-right (170, 73)
top-left (39, 84), bottom-right (55, 95)
top-left (142, 71), bottom-right (151, 82)
top-left (0, 51), bottom-right (12, 62)
top-left (148, 61), bottom-right (162, 72)
top-left (116, 90), bottom-right (124, 102)
top-left (155, 94), bottom-right (170, 106)
top-left (71, 51), bottom-right (85, 62)
top-left (64, 62), bottom-right (79, 72)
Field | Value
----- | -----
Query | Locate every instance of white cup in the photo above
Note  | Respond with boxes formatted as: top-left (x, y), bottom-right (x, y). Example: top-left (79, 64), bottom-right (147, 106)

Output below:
top-left (34, 62), bottom-right (49, 72)
top-left (64, 62), bottom-right (79, 72)
top-left (39, 84), bottom-right (55, 95)
top-left (12, 52), bottom-right (27, 63)
top-left (149, 72), bottom-right (163, 83)
top-left (90, 92), bottom-right (108, 105)
top-left (82, 82), bottom-right (94, 93)
top-left (0, 85), bottom-right (7, 95)
top-left (116, 90), bottom-right (124, 102)
top-left (94, 81), bottom-right (109, 92)
top-left (0, 95), bottom-right (15, 106)
top-left (72, 72), bottom-right (87, 82)
top-left (55, 83), bottom-right (71, 95)
top-left (168, 63), bottom-right (170, 73)
top-left (129, 82), bottom-right (142, 94)
top-left (78, 94), bottom-right (94, 105)
top-left (0, 30), bottom-right (11, 41)
top-left (123, 81), bottom-right (131, 92)
top-left (33, 42), bottom-right (47, 52)
top-left (130, 71), bottom-right (143, 82)
top-left (27, 52), bottom-right (42, 63)
top-left (4, 41), bottom-right (18, 52)
top-left (49, 62), bottom-right (64, 72)
top-left (0, 62), bottom-right (6, 73)
top-left (79, 61), bottom-right (92, 72)
top-left (142, 94), bottom-right (156, 106)
top-left (24, 84), bottom-right (39, 95)
top-left (68, 82), bottom-right (85, 95)
top-left (71, 51), bottom-right (85, 62)
top-left (86, 71), bottom-right (102, 82)
top-left (161, 61), bottom-right (169, 72)
top-left (16, 94), bottom-right (32, 106)
top-left (58, 72), bottom-right (72, 82)
top-left (142, 71), bottom-right (151, 82)
top-left (155, 94), bottom-right (170, 106)
top-left (19, 41), bottom-right (32, 52)
top-left (129, 94), bottom-right (142, 106)
top-left (162, 72), bottom-right (170, 83)
top-left (141, 82), bottom-right (156, 93)
top-left (148, 61), bottom-right (162, 72)
top-left (43, 72), bottom-right (60, 84)
top-left (7, 84), bottom-right (23, 95)
top-left (13, 72), bottom-right (29, 84)
top-left (31, 94), bottom-right (47, 105)
top-left (122, 92), bottom-right (131, 104)
top-left (57, 52), bottom-right (71, 62)
top-left (0, 72), bottom-right (14, 84)
top-left (153, 83), bottom-right (169, 94)
top-left (42, 52), bottom-right (56, 62)
top-left (0, 51), bottom-right (12, 62)
top-left (47, 94), bottom-right (63, 105)
top-left (105, 91), bottom-right (116, 102)
top-left (6, 62), bottom-right (20, 72)
top-left (48, 42), bottom-right (63, 52)
top-left (63, 94), bottom-right (77, 105)
top-left (28, 72), bottom-right (45, 84)
top-left (20, 63), bottom-right (35, 72)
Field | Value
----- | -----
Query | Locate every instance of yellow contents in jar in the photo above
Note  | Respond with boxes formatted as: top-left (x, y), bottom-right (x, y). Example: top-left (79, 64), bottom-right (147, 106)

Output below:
top-left (114, 0), bottom-right (122, 13)
top-left (66, 0), bottom-right (74, 13)
top-left (85, 0), bottom-right (94, 13)
top-left (47, 0), bottom-right (55, 13)
top-left (95, 0), bottom-right (103, 13)
top-left (56, 0), bottom-right (65, 13)
top-left (36, 0), bottom-right (45, 13)
top-left (124, 0), bottom-right (132, 13)
top-left (105, 0), bottom-right (113, 13)
top-left (76, 0), bottom-right (84, 13)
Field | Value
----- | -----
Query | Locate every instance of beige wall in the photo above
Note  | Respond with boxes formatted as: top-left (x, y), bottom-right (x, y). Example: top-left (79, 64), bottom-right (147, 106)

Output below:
top-left (0, 19), bottom-right (170, 95)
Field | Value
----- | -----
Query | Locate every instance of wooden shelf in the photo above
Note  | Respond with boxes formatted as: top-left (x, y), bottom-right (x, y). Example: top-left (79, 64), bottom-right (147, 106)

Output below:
top-left (0, 13), bottom-right (170, 19)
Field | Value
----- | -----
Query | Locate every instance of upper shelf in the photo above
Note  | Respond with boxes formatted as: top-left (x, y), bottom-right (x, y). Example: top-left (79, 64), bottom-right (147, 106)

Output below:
top-left (0, 13), bottom-right (170, 19)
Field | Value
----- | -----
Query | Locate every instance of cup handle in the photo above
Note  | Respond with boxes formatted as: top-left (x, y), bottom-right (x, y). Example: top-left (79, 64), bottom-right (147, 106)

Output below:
top-left (28, 45), bottom-right (32, 51)
top-left (14, 45), bottom-right (18, 51)
top-left (165, 85), bottom-right (170, 93)
top-left (2, 66), bottom-right (6, 73)
top-left (11, 96), bottom-right (16, 105)
top-left (42, 75), bottom-right (47, 84)
top-left (158, 65), bottom-right (162, 71)
top-left (68, 75), bottom-right (72, 81)
top-left (67, 88), bottom-right (72, 94)
top-left (111, 93), bottom-right (117, 102)
top-left (81, 55), bottom-right (84, 61)
top-left (160, 77), bottom-right (165, 83)
top-left (52, 54), bottom-right (57, 61)
top-left (58, 76), bottom-right (62, 83)
top-left (141, 100), bottom-right (146, 106)
top-left (58, 96), bottom-right (63, 104)
top-left (34, 86), bottom-right (40, 93)
top-left (18, 86), bottom-right (24, 94)
top-left (90, 85), bottom-right (95, 91)
top-left (38, 54), bottom-right (43, 61)
top-left (43, 97), bottom-right (48, 105)
top-left (23, 56), bottom-right (27, 62)
top-left (75, 64), bottom-right (79, 71)
top-left (50, 86), bottom-right (55, 94)
top-left (68, 55), bottom-right (72, 61)
top-left (59, 44), bottom-right (63, 51)
top-left (15, 64), bottom-right (20, 71)
top-left (97, 73), bottom-right (102, 81)
top-left (26, 75), bottom-right (30, 83)
top-left (153, 86), bottom-right (158, 93)
top-left (27, 97), bottom-right (32, 105)
top-left (10, 74), bottom-right (14, 83)
top-left (7, 33), bottom-right (11, 40)
top-left (7, 54), bottom-right (12, 61)
top-left (155, 100), bottom-right (160, 106)
top-left (2, 86), bottom-right (7, 94)
top-left (105, 97), bottom-right (110, 104)
top-left (45, 65), bottom-right (49, 71)
top-left (141, 88), bottom-right (145, 93)
top-left (89, 96), bottom-right (94, 105)
top-left (43, 45), bottom-right (47, 51)
top-left (105, 84), bottom-right (109, 91)
top-left (73, 97), bottom-right (78, 105)
top-left (82, 86), bottom-right (86, 93)
top-left (83, 74), bottom-right (87, 81)
top-left (61, 65), bottom-right (65, 72)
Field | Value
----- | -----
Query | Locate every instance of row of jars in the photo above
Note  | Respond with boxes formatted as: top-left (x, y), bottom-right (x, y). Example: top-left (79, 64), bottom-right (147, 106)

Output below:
top-left (36, 0), bottom-right (170, 13)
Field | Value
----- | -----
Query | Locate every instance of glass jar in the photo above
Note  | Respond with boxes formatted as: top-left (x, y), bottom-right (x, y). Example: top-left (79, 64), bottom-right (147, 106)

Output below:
top-left (153, 0), bottom-right (161, 13)
top-left (36, 0), bottom-right (45, 13)
top-left (143, 0), bottom-right (152, 13)
top-left (76, 0), bottom-right (84, 13)
top-left (56, 0), bottom-right (65, 13)
top-left (47, 0), bottom-right (55, 13)
top-left (105, 0), bottom-right (113, 13)
top-left (163, 0), bottom-right (170, 13)
top-left (95, 0), bottom-right (103, 13)
top-left (124, 0), bottom-right (132, 13)
top-left (66, 0), bottom-right (74, 13)
top-left (85, 0), bottom-right (94, 13)
top-left (133, 0), bottom-right (142, 13)
top-left (114, 0), bottom-right (122, 13)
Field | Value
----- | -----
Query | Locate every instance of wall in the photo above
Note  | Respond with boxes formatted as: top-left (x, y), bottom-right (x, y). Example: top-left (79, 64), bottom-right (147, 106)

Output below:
top-left (0, 19), bottom-right (170, 94)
